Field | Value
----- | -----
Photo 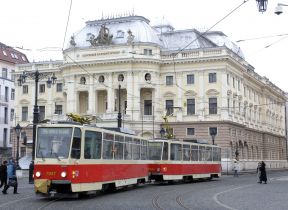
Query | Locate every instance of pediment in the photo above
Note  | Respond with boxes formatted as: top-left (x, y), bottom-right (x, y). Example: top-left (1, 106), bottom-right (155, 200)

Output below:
top-left (163, 91), bottom-right (176, 98)
top-left (206, 89), bottom-right (219, 96)
top-left (54, 97), bottom-right (64, 103)
top-left (19, 99), bottom-right (30, 104)
top-left (184, 90), bottom-right (197, 97)
top-left (38, 98), bottom-right (47, 104)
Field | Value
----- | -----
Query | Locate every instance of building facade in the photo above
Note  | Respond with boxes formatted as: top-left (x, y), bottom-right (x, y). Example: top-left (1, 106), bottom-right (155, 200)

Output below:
top-left (0, 42), bottom-right (28, 161)
top-left (15, 16), bottom-right (287, 169)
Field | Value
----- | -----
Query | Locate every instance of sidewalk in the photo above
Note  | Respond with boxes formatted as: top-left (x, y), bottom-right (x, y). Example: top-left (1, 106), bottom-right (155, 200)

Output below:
top-left (222, 167), bottom-right (288, 176)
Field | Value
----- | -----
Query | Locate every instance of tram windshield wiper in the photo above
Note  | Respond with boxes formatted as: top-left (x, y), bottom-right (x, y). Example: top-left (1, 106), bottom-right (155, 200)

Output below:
top-left (40, 150), bottom-right (45, 161)
top-left (53, 152), bottom-right (61, 161)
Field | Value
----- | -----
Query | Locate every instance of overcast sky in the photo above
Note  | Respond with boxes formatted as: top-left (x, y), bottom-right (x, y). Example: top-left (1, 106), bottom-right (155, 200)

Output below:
top-left (1, 0), bottom-right (287, 91)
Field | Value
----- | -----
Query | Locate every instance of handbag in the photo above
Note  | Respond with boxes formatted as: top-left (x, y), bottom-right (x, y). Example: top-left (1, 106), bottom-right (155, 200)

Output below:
top-left (8, 178), bottom-right (17, 187)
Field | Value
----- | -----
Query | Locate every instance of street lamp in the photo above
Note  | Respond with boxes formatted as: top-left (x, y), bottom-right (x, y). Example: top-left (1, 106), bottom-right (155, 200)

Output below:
top-left (256, 0), bottom-right (268, 12)
top-left (17, 70), bottom-right (57, 183)
top-left (275, 3), bottom-right (288, 15)
top-left (160, 127), bottom-right (166, 138)
top-left (117, 74), bottom-right (124, 128)
top-left (15, 123), bottom-right (22, 169)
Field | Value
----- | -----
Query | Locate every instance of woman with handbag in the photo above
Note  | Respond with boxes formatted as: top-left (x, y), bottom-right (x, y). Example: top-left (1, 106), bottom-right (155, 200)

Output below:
top-left (2, 159), bottom-right (18, 194)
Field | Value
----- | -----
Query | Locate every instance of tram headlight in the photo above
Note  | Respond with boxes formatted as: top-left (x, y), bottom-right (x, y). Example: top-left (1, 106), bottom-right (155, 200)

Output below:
top-left (35, 171), bottom-right (41, 178)
top-left (61, 171), bottom-right (67, 178)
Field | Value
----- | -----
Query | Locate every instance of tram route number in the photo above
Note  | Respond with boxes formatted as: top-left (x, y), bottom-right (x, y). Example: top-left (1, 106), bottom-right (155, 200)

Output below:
top-left (46, 171), bottom-right (56, 176)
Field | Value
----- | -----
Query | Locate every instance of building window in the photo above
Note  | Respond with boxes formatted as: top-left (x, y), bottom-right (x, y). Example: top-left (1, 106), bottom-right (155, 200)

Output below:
top-left (187, 99), bottom-right (195, 115)
top-left (10, 109), bottom-right (14, 121)
top-left (244, 86), bottom-right (246, 97)
top-left (187, 128), bottom-right (195, 135)
top-left (3, 128), bottom-right (7, 147)
top-left (80, 76), bottom-right (86, 85)
top-left (39, 84), bottom-right (45, 93)
top-left (166, 100), bottom-right (174, 115)
top-left (22, 106), bottom-right (28, 121)
top-left (11, 89), bottom-right (15, 100)
top-left (227, 98), bottom-right (230, 112)
top-left (4, 107), bottom-right (8, 124)
top-left (208, 73), bottom-right (216, 83)
top-left (209, 127), bottom-right (218, 136)
top-left (187, 74), bottom-right (194, 84)
top-left (166, 76), bottom-right (173, 86)
top-left (98, 76), bottom-right (105, 83)
top-left (56, 83), bottom-right (63, 92)
top-left (227, 74), bottom-right (229, 85)
top-left (145, 73), bottom-right (151, 81)
top-left (238, 80), bottom-right (241, 90)
top-left (144, 100), bottom-right (152, 115)
top-left (209, 97), bottom-right (217, 114)
top-left (23, 85), bottom-right (28, 94)
top-left (39, 106), bottom-right (45, 121)
top-left (2, 68), bottom-right (8, 78)
top-left (11, 70), bottom-right (15, 81)
top-left (116, 30), bottom-right (124, 38)
top-left (55, 105), bottom-right (63, 115)
top-left (144, 49), bottom-right (152, 55)
top-left (233, 77), bottom-right (235, 88)
top-left (5, 87), bottom-right (8, 102)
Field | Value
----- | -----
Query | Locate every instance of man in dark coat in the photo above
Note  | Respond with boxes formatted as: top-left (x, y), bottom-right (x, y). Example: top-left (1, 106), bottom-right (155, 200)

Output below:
top-left (259, 161), bottom-right (267, 184)
top-left (0, 161), bottom-right (8, 189)
top-left (2, 159), bottom-right (18, 194)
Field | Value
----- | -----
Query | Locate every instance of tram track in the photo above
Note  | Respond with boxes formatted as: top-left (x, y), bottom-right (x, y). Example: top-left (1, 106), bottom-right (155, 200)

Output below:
top-left (0, 193), bottom-right (35, 208)
top-left (35, 198), bottom-right (64, 210)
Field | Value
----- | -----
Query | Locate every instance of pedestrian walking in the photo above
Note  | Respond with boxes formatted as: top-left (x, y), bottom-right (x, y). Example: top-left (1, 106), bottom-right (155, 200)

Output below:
top-left (2, 159), bottom-right (18, 194)
top-left (0, 161), bottom-right (8, 189)
top-left (233, 161), bottom-right (240, 177)
top-left (258, 161), bottom-right (267, 184)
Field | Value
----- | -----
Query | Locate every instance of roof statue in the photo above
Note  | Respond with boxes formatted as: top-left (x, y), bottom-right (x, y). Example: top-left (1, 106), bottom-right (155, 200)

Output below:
top-left (127, 29), bottom-right (135, 44)
top-left (87, 24), bottom-right (113, 46)
top-left (69, 35), bottom-right (76, 47)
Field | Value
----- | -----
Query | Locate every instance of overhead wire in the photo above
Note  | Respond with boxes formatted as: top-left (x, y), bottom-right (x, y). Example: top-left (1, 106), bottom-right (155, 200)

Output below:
top-left (62, 0), bottom-right (73, 51)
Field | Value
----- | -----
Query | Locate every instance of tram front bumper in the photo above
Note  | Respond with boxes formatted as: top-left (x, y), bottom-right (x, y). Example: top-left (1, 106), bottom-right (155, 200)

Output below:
top-left (34, 179), bottom-right (51, 194)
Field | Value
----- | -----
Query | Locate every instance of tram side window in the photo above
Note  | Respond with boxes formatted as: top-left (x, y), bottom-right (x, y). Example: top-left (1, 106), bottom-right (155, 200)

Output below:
top-left (141, 140), bottom-right (148, 160)
top-left (71, 128), bottom-right (81, 159)
top-left (199, 146), bottom-right (205, 161)
top-left (162, 142), bottom-right (168, 160)
top-left (103, 132), bottom-right (114, 159)
top-left (183, 144), bottom-right (190, 161)
top-left (206, 147), bottom-right (212, 161)
top-left (114, 135), bottom-right (124, 160)
top-left (170, 143), bottom-right (182, 161)
top-left (133, 138), bottom-right (141, 160)
top-left (148, 142), bottom-right (162, 160)
top-left (213, 147), bottom-right (221, 161)
top-left (124, 137), bottom-right (132, 160)
top-left (191, 145), bottom-right (198, 161)
top-left (84, 131), bottom-right (102, 159)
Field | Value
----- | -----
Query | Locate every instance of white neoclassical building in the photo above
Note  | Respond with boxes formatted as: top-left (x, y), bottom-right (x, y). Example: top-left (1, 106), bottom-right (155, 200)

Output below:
top-left (14, 15), bottom-right (287, 169)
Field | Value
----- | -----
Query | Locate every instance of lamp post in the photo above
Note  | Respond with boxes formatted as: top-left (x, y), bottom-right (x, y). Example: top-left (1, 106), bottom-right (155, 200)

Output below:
top-left (160, 127), bottom-right (166, 138)
top-left (117, 74), bottom-right (124, 128)
top-left (256, 0), bottom-right (268, 12)
top-left (15, 123), bottom-right (22, 169)
top-left (17, 70), bottom-right (56, 183)
top-left (275, 3), bottom-right (288, 15)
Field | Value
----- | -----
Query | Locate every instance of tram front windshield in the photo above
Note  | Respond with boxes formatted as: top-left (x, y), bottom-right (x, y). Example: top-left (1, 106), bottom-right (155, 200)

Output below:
top-left (36, 127), bottom-right (73, 159)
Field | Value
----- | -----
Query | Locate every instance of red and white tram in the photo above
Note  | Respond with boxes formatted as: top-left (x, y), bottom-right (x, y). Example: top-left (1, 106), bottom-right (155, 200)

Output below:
top-left (148, 139), bottom-right (221, 182)
top-left (34, 123), bottom-right (150, 196)
top-left (33, 123), bottom-right (221, 197)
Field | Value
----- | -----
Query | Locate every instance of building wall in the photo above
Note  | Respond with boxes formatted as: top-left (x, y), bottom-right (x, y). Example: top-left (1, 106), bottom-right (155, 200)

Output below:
top-left (14, 41), bottom-right (287, 168)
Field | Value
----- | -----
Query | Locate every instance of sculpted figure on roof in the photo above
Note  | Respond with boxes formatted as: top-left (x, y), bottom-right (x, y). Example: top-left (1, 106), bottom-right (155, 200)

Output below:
top-left (87, 24), bottom-right (113, 46)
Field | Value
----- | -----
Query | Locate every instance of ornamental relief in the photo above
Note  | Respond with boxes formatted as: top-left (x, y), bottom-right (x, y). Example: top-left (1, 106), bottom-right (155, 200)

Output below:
top-left (163, 91), bottom-right (176, 98)
top-left (206, 89), bottom-right (219, 96)
top-left (184, 90), bottom-right (197, 97)
top-left (19, 99), bottom-right (30, 104)
top-left (87, 24), bottom-right (113, 46)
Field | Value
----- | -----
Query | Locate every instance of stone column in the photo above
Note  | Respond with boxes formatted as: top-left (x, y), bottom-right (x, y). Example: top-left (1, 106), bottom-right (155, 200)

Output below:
top-left (66, 75), bottom-right (76, 113)
top-left (107, 73), bottom-right (115, 112)
top-left (198, 71), bottom-right (205, 120)
top-left (176, 72), bottom-right (183, 121)
top-left (88, 75), bottom-right (95, 114)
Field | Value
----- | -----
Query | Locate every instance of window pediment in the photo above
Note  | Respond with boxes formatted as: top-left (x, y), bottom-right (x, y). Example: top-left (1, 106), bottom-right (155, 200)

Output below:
top-left (38, 98), bottom-right (47, 104)
top-left (206, 89), bottom-right (219, 96)
top-left (19, 99), bottom-right (30, 104)
top-left (163, 91), bottom-right (176, 98)
top-left (184, 90), bottom-right (197, 97)
top-left (54, 97), bottom-right (64, 103)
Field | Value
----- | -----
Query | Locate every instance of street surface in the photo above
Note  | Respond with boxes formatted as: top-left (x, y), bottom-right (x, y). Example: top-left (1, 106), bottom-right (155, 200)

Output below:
top-left (0, 170), bottom-right (288, 210)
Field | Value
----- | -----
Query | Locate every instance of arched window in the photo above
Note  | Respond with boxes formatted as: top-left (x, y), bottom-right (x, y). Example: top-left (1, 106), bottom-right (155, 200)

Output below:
top-left (80, 76), bottom-right (86, 85)
top-left (145, 73), bottom-right (151, 81)
top-left (98, 75), bottom-right (105, 83)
